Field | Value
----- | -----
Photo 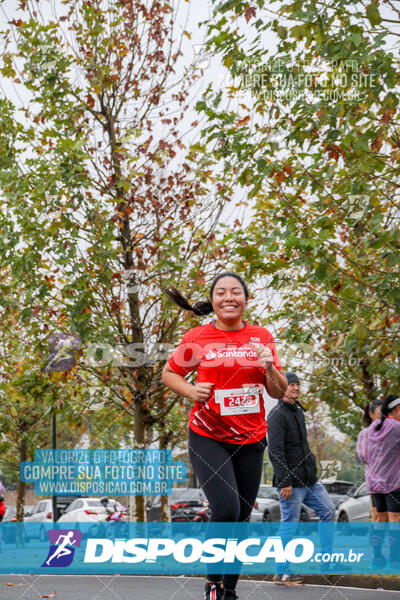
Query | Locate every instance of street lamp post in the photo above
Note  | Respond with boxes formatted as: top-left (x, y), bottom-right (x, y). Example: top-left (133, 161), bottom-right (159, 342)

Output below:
top-left (42, 332), bottom-right (81, 526)
top-left (52, 410), bottom-right (59, 522)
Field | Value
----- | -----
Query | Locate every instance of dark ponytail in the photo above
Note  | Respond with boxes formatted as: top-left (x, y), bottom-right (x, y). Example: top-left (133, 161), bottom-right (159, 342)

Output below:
top-left (162, 286), bottom-right (213, 316)
top-left (375, 394), bottom-right (400, 431)
top-left (163, 272), bottom-right (249, 316)
top-left (362, 398), bottom-right (384, 427)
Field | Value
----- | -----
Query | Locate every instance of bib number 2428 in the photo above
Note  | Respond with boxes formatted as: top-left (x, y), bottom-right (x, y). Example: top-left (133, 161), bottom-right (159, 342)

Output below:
top-left (214, 387), bottom-right (261, 416)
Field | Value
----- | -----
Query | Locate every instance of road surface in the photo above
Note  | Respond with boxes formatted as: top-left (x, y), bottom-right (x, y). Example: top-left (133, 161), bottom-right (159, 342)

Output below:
top-left (1, 575), bottom-right (399, 600)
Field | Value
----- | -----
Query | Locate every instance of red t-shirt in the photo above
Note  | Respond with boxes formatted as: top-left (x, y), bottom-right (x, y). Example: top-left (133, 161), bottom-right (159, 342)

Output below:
top-left (168, 321), bottom-right (282, 444)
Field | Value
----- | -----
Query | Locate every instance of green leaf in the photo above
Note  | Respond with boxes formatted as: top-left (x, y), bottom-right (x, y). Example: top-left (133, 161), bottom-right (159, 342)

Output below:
top-left (386, 253), bottom-right (400, 267)
top-left (366, 2), bottom-right (382, 25)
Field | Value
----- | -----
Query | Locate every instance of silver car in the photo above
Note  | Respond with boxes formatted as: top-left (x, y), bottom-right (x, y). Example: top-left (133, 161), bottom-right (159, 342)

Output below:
top-left (250, 485), bottom-right (281, 522)
top-left (337, 482), bottom-right (371, 522)
top-left (250, 485), bottom-right (317, 522)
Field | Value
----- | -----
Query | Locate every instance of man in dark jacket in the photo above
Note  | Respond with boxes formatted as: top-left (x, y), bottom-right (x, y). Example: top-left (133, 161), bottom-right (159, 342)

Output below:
top-left (267, 372), bottom-right (335, 585)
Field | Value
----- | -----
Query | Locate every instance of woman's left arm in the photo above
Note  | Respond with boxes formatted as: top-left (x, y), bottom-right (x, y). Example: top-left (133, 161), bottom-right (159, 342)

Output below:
top-left (264, 364), bottom-right (288, 399)
top-left (254, 343), bottom-right (288, 399)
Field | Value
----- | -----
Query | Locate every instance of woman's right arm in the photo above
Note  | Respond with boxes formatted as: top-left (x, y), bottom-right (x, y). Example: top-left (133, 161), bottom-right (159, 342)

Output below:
top-left (162, 363), bottom-right (213, 403)
top-left (162, 362), bottom-right (196, 400)
top-left (356, 430), bottom-right (367, 463)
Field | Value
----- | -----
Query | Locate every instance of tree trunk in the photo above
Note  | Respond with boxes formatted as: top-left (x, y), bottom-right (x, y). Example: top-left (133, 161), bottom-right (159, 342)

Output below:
top-left (130, 394), bottom-right (148, 522)
top-left (16, 437), bottom-right (27, 521)
top-left (360, 358), bottom-right (376, 402)
top-left (159, 432), bottom-right (171, 522)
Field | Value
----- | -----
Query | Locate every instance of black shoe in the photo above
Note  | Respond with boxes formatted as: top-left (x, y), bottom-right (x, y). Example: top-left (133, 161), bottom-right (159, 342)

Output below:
top-left (273, 574), bottom-right (304, 586)
top-left (204, 582), bottom-right (224, 600)
top-left (222, 590), bottom-right (238, 600)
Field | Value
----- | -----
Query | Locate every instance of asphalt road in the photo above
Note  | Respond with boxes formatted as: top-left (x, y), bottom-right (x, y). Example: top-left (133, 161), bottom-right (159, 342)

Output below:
top-left (1, 575), bottom-right (399, 600)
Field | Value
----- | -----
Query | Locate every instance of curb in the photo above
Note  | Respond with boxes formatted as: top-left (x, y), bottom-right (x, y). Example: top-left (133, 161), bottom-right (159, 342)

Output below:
top-left (242, 574), bottom-right (400, 591)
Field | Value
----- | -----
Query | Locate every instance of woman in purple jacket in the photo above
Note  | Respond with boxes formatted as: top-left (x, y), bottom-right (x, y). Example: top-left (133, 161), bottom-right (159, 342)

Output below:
top-left (357, 394), bottom-right (400, 567)
top-left (357, 398), bottom-right (384, 521)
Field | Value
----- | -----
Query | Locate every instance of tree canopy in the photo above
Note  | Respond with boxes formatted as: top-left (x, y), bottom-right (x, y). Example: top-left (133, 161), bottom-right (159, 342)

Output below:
top-left (198, 0), bottom-right (400, 435)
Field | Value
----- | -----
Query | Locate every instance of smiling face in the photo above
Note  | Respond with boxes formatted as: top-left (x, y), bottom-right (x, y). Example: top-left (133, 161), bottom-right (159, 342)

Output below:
top-left (283, 382), bottom-right (300, 404)
top-left (211, 276), bottom-right (248, 324)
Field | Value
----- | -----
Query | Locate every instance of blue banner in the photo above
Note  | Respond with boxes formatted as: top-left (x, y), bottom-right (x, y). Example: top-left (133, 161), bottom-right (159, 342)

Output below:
top-left (1, 522), bottom-right (399, 575)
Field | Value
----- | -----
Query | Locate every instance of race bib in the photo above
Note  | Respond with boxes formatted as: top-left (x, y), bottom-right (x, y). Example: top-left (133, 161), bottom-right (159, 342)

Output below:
top-left (214, 387), bottom-right (261, 416)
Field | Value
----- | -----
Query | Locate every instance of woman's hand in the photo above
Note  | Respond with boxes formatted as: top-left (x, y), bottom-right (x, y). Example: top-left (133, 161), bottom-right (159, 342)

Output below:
top-left (253, 343), bottom-right (274, 371)
top-left (252, 343), bottom-right (287, 398)
top-left (191, 382), bottom-right (213, 403)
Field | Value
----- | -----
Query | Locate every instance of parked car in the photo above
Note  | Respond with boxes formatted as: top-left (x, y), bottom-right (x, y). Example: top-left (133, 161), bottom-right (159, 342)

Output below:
top-left (25, 499), bottom-right (53, 522)
top-left (24, 499), bottom-right (54, 541)
top-left (2, 505), bottom-right (17, 522)
top-left (24, 495), bottom-right (87, 527)
top-left (322, 480), bottom-right (356, 510)
top-left (336, 482), bottom-right (371, 522)
top-left (57, 496), bottom-right (126, 523)
top-left (146, 488), bottom-right (207, 522)
top-left (2, 505), bottom-right (35, 543)
top-left (3, 505), bottom-right (34, 521)
top-left (15, 496), bottom-right (100, 541)
top-left (250, 485), bottom-right (317, 522)
top-left (250, 485), bottom-right (281, 522)
top-left (56, 496), bottom-right (82, 519)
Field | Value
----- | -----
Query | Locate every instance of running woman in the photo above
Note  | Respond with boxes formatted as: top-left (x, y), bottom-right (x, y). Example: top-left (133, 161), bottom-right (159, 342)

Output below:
top-left (357, 394), bottom-right (400, 569)
top-left (162, 272), bottom-right (287, 600)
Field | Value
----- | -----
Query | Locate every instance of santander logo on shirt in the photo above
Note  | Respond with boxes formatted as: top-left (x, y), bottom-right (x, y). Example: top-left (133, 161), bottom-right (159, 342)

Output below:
top-left (169, 323), bottom-right (282, 375)
top-left (202, 344), bottom-right (258, 367)
top-left (205, 347), bottom-right (257, 359)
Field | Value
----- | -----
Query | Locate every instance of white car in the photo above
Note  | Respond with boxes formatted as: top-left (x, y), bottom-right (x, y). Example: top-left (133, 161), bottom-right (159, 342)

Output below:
top-left (24, 499), bottom-right (54, 541)
top-left (57, 497), bottom-right (125, 523)
top-left (337, 482), bottom-right (371, 522)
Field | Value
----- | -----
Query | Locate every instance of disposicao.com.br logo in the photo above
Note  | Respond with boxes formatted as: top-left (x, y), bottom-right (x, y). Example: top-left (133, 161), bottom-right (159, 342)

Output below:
top-left (4, 522), bottom-right (395, 575)
top-left (83, 536), bottom-right (313, 565)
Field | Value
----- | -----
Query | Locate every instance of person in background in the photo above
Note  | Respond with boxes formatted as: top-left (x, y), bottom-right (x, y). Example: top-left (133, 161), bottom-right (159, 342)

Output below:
top-left (362, 400), bottom-right (383, 428)
top-left (356, 399), bottom-right (384, 522)
top-left (267, 372), bottom-right (335, 585)
top-left (0, 495), bottom-right (5, 553)
top-left (0, 496), bottom-right (6, 522)
top-left (357, 394), bottom-right (400, 569)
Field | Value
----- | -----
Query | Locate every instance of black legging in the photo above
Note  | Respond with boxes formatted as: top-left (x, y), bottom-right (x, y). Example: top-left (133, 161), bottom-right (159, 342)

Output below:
top-left (188, 428), bottom-right (266, 590)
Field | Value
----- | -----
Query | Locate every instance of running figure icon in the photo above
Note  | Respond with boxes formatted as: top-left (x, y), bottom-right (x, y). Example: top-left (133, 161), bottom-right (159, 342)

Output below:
top-left (46, 531), bottom-right (77, 566)
top-left (41, 528), bottom-right (82, 568)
